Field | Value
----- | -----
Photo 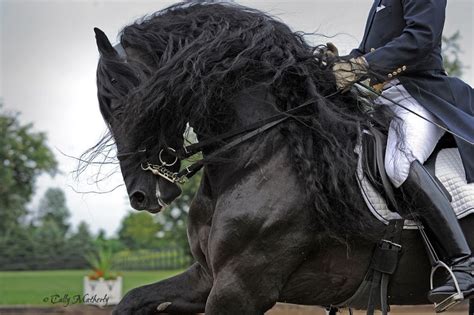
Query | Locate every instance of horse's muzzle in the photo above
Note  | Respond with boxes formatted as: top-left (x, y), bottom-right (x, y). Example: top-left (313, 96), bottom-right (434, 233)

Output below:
top-left (130, 190), bottom-right (162, 213)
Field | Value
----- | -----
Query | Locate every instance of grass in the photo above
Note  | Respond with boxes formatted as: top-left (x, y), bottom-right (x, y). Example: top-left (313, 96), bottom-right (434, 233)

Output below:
top-left (0, 269), bottom-right (183, 306)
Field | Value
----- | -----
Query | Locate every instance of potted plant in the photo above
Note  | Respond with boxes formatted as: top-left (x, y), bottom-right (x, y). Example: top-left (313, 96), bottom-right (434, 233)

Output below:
top-left (83, 246), bottom-right (122, 306)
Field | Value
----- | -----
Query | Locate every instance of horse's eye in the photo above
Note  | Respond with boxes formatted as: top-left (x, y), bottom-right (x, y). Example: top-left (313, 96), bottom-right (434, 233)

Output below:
top-left (114, 112), bottom-right (124, 120)
top-left (111, 78), bottom-right (117, 84)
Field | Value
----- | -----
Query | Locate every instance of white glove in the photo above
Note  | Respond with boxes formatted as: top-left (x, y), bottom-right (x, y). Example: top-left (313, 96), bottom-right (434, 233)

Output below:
top-left (332, 57), bottom-right (368, 91)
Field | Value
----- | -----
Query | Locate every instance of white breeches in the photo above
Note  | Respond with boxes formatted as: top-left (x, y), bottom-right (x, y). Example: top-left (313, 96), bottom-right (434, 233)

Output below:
top-left (375, 81), bottom-right (445, 188)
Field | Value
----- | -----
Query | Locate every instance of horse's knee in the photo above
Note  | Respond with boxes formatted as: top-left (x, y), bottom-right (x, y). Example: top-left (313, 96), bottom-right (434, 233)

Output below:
top-left (206, 275), bottom-right (278, 314)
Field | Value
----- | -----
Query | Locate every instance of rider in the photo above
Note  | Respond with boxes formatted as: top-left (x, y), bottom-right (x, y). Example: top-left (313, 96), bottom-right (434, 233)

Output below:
top-left (330, 0), bottom-right (474, 305)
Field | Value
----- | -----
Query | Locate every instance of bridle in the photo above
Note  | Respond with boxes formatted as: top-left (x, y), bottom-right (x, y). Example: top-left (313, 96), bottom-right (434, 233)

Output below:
top-left (116, 93), bottom-right (340, 185)
top-left (113, 42), bottom-right (339, 185)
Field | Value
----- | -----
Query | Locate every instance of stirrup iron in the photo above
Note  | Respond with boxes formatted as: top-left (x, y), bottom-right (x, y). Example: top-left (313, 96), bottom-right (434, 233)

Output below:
top-left (430, 261), bottom-right (464, 313)
top-left (418, 223), bottom-right (464, 313)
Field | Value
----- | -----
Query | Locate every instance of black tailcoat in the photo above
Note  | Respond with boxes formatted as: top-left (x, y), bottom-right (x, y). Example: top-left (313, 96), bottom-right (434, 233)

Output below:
top-left (351, 0), bottom-right (474, 182)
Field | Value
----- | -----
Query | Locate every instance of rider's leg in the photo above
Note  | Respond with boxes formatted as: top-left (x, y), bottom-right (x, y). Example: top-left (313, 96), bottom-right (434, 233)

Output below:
top-left (380, 82), bottom-right (445, 188)
top-left (404, 160), bottom-right (474, 302)
top-left (377, 83), bottom-right (474, 302)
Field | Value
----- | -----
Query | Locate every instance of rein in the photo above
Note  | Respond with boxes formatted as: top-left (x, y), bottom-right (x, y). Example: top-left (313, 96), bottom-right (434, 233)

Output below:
top-left (117, 92), bottom-right (340, 184)
top-left (356, 82), bottom-right (474, 145)
top-left (119, 78), bottom-right (473, 186)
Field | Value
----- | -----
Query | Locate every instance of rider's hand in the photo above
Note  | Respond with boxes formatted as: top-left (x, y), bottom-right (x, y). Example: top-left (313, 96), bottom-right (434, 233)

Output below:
top-left (326, 42), bottom-right (339, 58)
top-left (315, 42), bottom-right (340, 68)
top-left (332, 57), bottom-right (368, 91)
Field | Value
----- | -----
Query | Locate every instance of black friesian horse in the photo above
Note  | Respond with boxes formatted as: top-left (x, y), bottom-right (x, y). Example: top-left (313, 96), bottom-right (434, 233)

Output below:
top-left (89, 2), bottom-right (474, 314)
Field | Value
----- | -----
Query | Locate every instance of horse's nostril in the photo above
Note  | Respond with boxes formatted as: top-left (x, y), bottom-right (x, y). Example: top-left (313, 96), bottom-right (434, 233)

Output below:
top-left (134, 192), bottom-right (145, 203)
top-left (130, 191), bottom-right (147, 209)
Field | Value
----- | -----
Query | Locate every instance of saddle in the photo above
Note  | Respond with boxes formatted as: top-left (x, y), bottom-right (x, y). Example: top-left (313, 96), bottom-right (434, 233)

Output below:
top-left (357, 126), bottom-right (474, 228)
top-left (328, 121), bottom-right (474, 315)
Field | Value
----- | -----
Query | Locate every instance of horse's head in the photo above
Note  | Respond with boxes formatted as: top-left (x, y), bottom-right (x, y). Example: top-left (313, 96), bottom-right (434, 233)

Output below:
top-left (88, 2), bottom-right (385, 241)
top-left (93, 27), bottom-right (182, 213)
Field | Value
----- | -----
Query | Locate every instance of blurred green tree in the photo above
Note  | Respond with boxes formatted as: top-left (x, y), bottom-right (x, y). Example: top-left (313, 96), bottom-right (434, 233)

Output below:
top-left (37, 188), bottom-right (70, 235)
top-left (0, 103), bottom-right (57, 233)
top-left (0, 225), bottom-right (37, 270)
top-left (74, 221), bottom-right (94, 244)
top-left (66, 221), bottom-right (96, 268)
top-left (94, 228), bottom-right (125, 253)
top-left (442, 31), bottom-right (467, 77)
top-left (118, 211), bottom-right (161, 249)
top-left (33, 188), bottom-right (71, 269)
top-left (33, 219), bottom-right (67, 269)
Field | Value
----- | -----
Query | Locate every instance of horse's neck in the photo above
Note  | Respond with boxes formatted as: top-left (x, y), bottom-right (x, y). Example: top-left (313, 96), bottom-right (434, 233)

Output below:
top-left (232, 86), bottom-right (280, 124)
top-left (190, 85), bottom-right (281, 152)
top-left (193, 86), bottom-right (286, 190)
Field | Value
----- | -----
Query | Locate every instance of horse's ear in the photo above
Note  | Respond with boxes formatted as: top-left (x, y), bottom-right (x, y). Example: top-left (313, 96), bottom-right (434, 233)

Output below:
top-left (94, 27), bottom-right (117, 58)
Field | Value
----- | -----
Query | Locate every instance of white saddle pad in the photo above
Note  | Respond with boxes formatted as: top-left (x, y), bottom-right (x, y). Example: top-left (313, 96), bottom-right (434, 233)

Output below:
top-left (356, 148), bottom-right (474, 229)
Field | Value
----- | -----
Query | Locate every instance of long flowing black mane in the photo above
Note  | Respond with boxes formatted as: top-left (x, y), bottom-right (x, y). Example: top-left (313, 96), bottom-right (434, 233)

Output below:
top-left (91, 2), bottom-right (387, 238)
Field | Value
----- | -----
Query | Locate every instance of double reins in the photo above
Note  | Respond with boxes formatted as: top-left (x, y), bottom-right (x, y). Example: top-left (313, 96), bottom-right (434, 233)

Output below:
top-left (118, 79), bottom-right (473, 186)
top-left (121, 77), bottom-right (474, 185)
top-left (115, 38), bottom-right (473, 185)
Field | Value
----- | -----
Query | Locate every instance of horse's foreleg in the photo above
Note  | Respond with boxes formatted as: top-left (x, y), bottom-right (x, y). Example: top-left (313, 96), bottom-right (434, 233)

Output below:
top-left (204, 234), bottom-right (312, 315)
top-left (113, 262), bottom-right (211, 315)
top-left (204, 201), bottom-right (314, 314)
top-left (202, 144), bottom-right (314, 314)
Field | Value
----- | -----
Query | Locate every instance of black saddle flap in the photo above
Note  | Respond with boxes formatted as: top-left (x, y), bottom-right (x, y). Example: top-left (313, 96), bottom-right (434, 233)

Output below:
top-left (360, 126), bottom-right (399, 211)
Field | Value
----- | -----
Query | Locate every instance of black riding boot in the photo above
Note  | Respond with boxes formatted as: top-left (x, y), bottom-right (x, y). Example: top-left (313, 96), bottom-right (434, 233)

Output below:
top-left (399, 160), bottom-right (474, 303)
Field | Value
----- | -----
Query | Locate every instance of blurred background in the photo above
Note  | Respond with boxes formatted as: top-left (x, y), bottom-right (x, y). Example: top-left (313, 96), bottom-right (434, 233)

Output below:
top-left (0, 0), bottom-right (472, 313)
